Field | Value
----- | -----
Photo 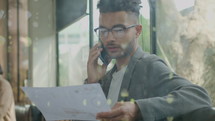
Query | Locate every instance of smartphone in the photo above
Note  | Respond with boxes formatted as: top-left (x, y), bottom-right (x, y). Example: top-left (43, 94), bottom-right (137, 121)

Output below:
top-left (99, 44), bottom-right (110, 65)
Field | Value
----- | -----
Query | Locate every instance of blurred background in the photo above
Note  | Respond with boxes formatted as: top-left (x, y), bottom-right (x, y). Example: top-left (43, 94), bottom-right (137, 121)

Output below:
top-left (0, 0), bottom-right (215, 120)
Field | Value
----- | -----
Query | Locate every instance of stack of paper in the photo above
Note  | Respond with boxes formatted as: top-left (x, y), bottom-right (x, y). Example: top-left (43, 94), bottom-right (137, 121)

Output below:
top-left (22, 84), bottom-right (110, 121)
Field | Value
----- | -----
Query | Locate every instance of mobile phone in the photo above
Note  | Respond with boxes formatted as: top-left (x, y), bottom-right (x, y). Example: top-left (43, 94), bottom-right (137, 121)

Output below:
top-left (99, 44), bottom-right (110, 65)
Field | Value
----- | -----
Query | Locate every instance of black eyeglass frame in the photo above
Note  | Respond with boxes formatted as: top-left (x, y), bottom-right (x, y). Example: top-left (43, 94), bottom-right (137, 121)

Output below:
top-left (94, 24), bottom-right (139, 39)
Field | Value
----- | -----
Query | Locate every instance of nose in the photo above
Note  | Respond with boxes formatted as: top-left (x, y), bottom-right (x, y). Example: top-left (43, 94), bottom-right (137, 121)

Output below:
top-left (105, 31), bottom-right (116, 42)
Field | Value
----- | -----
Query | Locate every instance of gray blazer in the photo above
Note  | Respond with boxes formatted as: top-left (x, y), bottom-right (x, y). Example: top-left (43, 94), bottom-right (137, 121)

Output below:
top-left (99, 47), bottom-right (212, 121)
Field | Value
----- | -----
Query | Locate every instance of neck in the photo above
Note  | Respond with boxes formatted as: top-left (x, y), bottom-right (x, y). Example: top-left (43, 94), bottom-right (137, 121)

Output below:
top-left (116, 56), bottom-right (130, 71)
top-left (115, 47), bottom-right (137, 71)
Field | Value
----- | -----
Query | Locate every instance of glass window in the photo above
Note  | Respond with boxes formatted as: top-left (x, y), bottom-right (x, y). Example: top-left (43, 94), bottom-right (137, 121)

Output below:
top-left (58, 16), bottom-right (89, 86)
top-left (174, 0), bottom-right (195, 12)
top-left (156, 0), bottom-right (215, 105)
top-left (139, 0), bottom-right (150, 52)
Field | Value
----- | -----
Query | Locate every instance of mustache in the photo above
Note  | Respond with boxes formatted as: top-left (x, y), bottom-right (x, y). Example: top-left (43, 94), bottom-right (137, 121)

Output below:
top-left (106, 42), bottom-right (129, 50)
top-left (106, 42), bottom-right (120, 48)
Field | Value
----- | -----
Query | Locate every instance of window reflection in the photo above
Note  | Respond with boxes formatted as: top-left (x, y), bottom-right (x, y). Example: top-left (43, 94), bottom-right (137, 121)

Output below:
top-left (0, 10), bottom-right (5, 19)
top-left (139, 0), bottom-right (150, 52)
top-left (156, 0), bottom-right (215, 106)
top-left (58, 16), bottom-right (89, 86)
top-left (174, 0), bottom-right (195, 11)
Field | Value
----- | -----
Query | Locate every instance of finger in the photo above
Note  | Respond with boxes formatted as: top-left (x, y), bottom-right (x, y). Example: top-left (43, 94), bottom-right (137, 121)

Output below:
top-left (111, 102), bottom-right (123, 110)
top-left (110, 115), bottom-right (127, 121)
top-left (89, 49), bottom-right (101, 63)
top-left (89, 49), bottom-right (101, 60)
top-left (89, 45), bottom-right (103, 56)
top-left (90, 42), bottom-right (102, 52)
top-left (97, 107), bottom-right (124, 119)
top-left (88, 48), bottom-right (102, 64)
top-left (97, 112), bottom-right (125, 121)
top-left (89, 46), bottom-right (102, 57)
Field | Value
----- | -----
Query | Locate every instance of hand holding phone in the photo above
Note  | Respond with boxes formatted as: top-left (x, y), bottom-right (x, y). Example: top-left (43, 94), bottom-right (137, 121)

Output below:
top-left (87, 43), bottom-right (109, 83)
top-left (99, 44), bottom-right (110, 65)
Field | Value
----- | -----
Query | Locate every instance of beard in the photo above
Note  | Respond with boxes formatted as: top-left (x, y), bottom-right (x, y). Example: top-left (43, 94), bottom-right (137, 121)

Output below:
top-left (106, 39), bottom-right (136, 59)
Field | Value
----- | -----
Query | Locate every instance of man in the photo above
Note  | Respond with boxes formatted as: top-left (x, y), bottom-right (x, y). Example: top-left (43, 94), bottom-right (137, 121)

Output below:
top-left (0, 65), bottom-right (16, 121)
top-left (86, 0), bottom-right (212, 121)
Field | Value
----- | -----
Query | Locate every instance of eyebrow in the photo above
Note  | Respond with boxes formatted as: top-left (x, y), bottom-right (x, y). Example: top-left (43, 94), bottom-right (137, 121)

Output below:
top-left (99, 24), bottom-right (126, 29)
top-left (98, 26), bottom-right (107, 29)
top-left (112, 24), bottom-right (126, 28)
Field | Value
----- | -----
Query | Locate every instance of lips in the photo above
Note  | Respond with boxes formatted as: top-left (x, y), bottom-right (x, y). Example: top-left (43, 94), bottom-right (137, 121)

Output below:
top-left (107, 47), bottom-right (119, 52)
top-left (106, 44), bottom-right (120, 52)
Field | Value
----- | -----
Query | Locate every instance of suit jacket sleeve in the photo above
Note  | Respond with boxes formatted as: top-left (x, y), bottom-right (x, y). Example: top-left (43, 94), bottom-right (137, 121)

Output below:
top-left (135, 56), bottom-right (212, 121)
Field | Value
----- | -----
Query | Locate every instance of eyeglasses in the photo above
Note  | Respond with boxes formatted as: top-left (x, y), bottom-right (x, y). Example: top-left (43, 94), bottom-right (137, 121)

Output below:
top-left (94, 24), bottom-right (138, 39)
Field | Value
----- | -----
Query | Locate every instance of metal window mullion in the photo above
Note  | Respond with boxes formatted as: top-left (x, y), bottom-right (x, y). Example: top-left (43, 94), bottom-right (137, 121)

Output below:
top-left (17, 0), bottom-right (21, 102)
top-left (89, 0), bottom-right (94, 48)
top-left (149, 0), bottom-right (157, 54)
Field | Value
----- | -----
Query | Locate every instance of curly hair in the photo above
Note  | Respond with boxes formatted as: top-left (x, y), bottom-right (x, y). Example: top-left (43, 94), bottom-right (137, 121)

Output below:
top-left (97, 0), bottom-right (142, 16)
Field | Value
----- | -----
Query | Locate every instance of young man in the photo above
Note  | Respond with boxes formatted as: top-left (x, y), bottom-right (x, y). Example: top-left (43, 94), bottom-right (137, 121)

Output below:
top-left (86, 0), bottom-right (212, 120)
top-left (0, 65), bottom-right (16, 121)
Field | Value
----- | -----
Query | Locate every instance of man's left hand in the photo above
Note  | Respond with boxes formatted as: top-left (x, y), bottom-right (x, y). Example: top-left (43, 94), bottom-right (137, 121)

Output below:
top-left (96, 101), bottom-right (140, 121)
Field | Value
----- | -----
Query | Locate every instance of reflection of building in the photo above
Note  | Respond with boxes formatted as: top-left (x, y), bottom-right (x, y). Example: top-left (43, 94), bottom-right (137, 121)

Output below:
top-left (180, 7), bottom-right (194, 16)
top-left (0, 0), bottom-right (30, 102)
top-left (157, 0), bottom-right (215, 106)
top-left (58, 16), bottom-right (89, 86)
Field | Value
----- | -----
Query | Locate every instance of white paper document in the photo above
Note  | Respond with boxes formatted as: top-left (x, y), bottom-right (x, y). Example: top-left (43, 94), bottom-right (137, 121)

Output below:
top-left (22, 84), bottom-right (110, 121)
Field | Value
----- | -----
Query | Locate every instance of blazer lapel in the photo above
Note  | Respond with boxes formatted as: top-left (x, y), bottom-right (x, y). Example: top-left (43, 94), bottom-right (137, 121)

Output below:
top-left (101, 65), bottom-right (117, 97)
top-left (118, 47), bottom-right (145, 101)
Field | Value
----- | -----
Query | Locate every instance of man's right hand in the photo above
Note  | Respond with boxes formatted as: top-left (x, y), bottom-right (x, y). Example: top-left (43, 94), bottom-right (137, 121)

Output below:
top-left (87, 43), bottom-right (108, 83)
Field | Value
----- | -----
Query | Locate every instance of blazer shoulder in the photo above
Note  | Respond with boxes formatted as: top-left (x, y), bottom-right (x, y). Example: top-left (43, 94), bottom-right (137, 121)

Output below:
top-left (139, 53), bottom-right (162, 64)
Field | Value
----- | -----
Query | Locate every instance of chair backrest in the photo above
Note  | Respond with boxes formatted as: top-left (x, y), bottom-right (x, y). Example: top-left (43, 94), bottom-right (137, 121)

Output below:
top-left (15, 105), bottom-right (32, 121)
top-left (15, 105), bottom-right (45, 121)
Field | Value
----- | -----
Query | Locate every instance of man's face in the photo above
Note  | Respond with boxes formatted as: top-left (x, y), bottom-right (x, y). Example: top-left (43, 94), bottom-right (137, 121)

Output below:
top-left (99, 11), bottom-right (141, 59)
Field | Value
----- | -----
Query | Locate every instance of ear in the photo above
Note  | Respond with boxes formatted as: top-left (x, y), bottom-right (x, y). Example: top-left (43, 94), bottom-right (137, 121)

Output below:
top-left (135, 25), bottom-right (142, 38)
